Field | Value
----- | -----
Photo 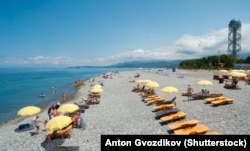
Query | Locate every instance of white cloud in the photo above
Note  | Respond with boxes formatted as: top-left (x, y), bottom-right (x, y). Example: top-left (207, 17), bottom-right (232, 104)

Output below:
top-left (1, 23), bottom-right (250, 66)
top-left (91, 23), bottom-right (250, 65)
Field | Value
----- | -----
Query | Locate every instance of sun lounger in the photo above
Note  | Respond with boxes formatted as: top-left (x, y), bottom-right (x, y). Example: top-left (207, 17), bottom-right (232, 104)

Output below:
top-left (160, 112), bottom-right (186, 123)
top-left (174, 124), bottom-right (209, 135)
top-left (204, 96), bottom-right (226, 103)
top-left (155, 96), bottom-right (176, 106)
top-left (74, 102), bottom-right (89, 109)
top-left (141, 94), bottom-right (158, 99)
top-left (192, 93), bottom-right (223, 100)
top-left (144, 96), bottom-right (163, 102)
top-left (147, 98), bottom-right (165, 105)
top-left (204, 131), bottom-right (219, 135)
top-left (55, 124), bottom-right (73, 137)
top-left (167, 119), bottom-right (199, 131)
top-left (153, 103), bottom-right (175, 112)
top-left (155, 108), bottom-right (180, 119)
top-left (88, 93), bottom-right (101, 98)
top-left (182, 91), bottom-right (188, 96)
top-left (211, 98), bottom-right (234, 106)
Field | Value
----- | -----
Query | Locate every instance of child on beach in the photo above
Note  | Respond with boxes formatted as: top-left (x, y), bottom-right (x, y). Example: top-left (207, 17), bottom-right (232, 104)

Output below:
top-left (34, 115), bottom-right (45, 135)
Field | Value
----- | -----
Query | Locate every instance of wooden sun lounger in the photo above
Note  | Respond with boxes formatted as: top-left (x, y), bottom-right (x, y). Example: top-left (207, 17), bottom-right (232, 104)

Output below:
top-left (174, 124), bottom-right (209, 135)
top-left (155, 108), bottom-right (180, 119)
top-left (182, 91), bottom-right (188, 96)
top-left (153, 103), bottom-right (175, 112)
top-left (204, 131), bottom-right (219, 135)
top-left (192, 93), bottom-right (223, 100)
top-left (88, 93), bottom-right (101, 98)
top-left (167, 119), bottom-right (199, 131)
top-left (160, 112), bottom-right (186, 123)
top-left (211, 98), bottom-right (234, 106)
top-left (55, 124), bottom-right (73, 137)
top-left (204, 96), bottom-right (226, 103)
top-left (74, 102), bottom-right (89, 109)
top-left (144, 96), bottom-right (162, 102)
top-left (155, 96), bottom-right (176, 106)
top-left (147, 95), bottom-right (158, 98)
top-left (147, 98), bottom-right (165, 105)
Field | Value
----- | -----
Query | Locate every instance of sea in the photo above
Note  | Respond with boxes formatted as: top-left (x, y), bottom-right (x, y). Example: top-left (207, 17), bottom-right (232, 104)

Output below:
top-left (0, 67), bottom-right (133, 124)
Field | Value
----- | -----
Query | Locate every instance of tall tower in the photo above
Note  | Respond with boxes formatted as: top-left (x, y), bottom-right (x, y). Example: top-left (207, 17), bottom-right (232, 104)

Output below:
top-left (228, 18), bottom-right (241, 58)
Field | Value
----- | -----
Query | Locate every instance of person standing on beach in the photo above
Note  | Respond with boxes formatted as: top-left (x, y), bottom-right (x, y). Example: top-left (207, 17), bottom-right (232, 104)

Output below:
top-left (187, 84), bottom-right (193, 101)
top-left (50, 107), bottom-right (57, 118)
top-left (61, 92), bottom-right (67, 103)
top-left (47, 105), bottom-right (54, 119)
top-left (34, 115), bottom-right (44, 135)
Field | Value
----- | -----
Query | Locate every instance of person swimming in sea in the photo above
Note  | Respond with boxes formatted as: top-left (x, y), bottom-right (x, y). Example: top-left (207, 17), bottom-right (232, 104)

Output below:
top-left (39, 92), bottom-right (45, 97)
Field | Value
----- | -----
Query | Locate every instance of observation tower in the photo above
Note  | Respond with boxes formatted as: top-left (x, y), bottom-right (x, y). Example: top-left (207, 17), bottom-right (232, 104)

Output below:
top-left (228, 18), bottom-right (241, 58)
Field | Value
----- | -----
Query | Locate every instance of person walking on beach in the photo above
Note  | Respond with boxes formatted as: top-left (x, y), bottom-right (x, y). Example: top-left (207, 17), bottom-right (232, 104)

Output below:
top-left (61, 92), bottom-right (67, 103)
top-left (187, 84), bottom-right (193, 101)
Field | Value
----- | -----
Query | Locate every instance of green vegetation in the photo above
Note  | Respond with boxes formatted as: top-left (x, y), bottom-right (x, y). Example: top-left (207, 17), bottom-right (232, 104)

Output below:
top-left (178, 54), bottom-right (250, 70)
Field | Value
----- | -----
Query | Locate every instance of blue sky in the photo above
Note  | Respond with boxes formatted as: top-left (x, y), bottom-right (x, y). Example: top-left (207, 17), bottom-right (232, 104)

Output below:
top-left (1, 0), bottom-right (250, 67)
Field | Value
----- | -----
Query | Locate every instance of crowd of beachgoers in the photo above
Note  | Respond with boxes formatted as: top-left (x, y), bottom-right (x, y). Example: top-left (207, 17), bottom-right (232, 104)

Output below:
top-left (0, 69), bottom-right (249, 150)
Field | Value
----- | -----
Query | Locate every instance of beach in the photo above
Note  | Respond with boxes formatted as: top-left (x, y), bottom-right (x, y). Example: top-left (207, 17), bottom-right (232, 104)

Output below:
top-left (0, 69), bottom-right (249, 151)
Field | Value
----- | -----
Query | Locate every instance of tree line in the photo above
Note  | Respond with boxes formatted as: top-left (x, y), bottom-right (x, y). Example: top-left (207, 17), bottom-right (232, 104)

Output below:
top-left (178, 54), bottom-right (250, 70)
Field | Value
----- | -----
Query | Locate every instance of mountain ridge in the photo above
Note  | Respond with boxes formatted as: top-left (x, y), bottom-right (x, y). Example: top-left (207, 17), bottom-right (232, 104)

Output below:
top-left (69, 60), bottom-right (181, 68)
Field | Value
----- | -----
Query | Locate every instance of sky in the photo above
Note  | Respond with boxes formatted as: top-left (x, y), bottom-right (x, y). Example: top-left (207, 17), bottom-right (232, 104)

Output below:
top-left (1, 0), bottom-right (250, 67)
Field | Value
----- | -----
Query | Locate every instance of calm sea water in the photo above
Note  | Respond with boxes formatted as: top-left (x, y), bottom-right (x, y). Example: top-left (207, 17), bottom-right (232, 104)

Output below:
top-left (0, 67), bottom-right (131, 123)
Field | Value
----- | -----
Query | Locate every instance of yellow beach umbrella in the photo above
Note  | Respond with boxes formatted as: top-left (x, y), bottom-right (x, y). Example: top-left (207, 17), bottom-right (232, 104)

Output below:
top-left (246, 70), bottom-right (250, 76)
top-left (237, 69), bottom-right (246, 73)
top-left (161, 87), bottom-right (179, 93)
top-left (136, 79), bottom-right (152, 84)
top-left (218, 70), bottom-right (228, 75)
top-left (57, 103), bottom-right (79, 114)
top-left (146, 81), bottom-right (159, 88)
top-left (45, 115), bottom-right (72, 131)
top-left (229, 72), bottom-right (247, 77)
top-left (91, 84), bottom-right (102, 89)
top-left (196, 80), bottom-right (213, 86)
top-left (90, 88), bottom-right (103, 93)
top-left (219, 70), bottom-right (228, 73)
top-left (135, 79), bottom-right (145, 83)
top-left (17, 106), bottom-right (41, 117)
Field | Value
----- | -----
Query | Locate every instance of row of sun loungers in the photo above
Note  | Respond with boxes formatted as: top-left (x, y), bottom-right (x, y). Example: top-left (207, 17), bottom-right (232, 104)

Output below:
top-left (182, 91), bottom-right (224, 100)
top-left (147, 95), bottom-right (219, 135)
top-left (133, 86), bottom-right (219, 135)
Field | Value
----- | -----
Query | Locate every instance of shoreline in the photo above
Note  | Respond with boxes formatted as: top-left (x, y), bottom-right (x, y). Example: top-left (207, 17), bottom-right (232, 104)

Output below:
top-left (0, 76), bottom-right (94, 126)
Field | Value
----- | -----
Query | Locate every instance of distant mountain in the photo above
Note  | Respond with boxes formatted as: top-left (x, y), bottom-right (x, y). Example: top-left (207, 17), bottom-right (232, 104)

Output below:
top-left (69, 60), bottom-right (182, 68)
top-left (108, 60), bottom-right (181, 68)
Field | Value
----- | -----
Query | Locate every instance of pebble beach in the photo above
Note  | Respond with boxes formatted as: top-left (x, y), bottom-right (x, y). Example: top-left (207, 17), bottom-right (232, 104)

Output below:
top-left (0, 69), bottom-right (249, 151)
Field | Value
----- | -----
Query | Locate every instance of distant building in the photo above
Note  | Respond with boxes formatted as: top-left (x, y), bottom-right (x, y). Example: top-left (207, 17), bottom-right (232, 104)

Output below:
top-left (233, 63), bottom-right (250, 70)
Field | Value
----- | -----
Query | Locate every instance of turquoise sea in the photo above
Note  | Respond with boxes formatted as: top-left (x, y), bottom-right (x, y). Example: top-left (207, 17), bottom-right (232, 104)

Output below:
top-left (0, 67), bottom-right (131, 124)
